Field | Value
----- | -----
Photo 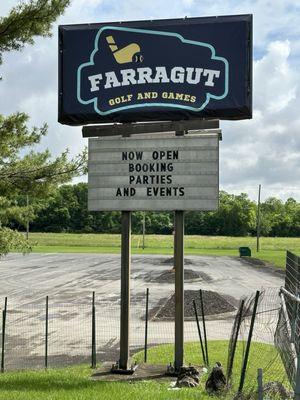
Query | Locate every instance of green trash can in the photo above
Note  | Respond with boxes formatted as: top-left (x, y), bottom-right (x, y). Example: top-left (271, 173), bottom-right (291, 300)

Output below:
top-left (239, 247), bottom-right (251, 257)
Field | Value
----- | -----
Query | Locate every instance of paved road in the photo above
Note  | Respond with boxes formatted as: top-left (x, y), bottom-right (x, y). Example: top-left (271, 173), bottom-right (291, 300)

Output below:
top-left (0, 253), bottom-right (284, 369)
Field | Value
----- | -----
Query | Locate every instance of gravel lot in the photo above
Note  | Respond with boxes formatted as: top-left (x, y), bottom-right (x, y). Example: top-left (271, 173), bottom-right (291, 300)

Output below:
top-left (0, 253), bottom-right (284, 369)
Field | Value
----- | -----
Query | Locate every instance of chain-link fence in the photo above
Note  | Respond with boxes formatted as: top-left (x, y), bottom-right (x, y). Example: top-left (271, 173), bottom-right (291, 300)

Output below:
top-left (0, 286), bottom-right (290, 394)
top-left (275, 251), bottom-right (300, 399)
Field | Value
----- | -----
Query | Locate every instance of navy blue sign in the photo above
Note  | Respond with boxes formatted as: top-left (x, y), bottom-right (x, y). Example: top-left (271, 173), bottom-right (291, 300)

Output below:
top-left (58, 15), bottom-right (252, 125)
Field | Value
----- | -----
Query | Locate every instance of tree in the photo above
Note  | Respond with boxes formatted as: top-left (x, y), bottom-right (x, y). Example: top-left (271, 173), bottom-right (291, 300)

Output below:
top-left (0, 1), bottom-right (87, 255)
top-left (207, 191), bottom-right (257, 236)
top-left (0, 0), bottom-right (70, 66)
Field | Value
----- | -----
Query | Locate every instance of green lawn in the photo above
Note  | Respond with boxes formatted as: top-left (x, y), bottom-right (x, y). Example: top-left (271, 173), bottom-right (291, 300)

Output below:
top-left (0, 341), bottom-right (288, 400)
top-left (28, 232), bottom-right (300, 269)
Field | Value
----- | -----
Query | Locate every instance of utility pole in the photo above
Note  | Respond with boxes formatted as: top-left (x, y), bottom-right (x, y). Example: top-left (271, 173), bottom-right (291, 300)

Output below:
top-left (142, 212), bottom-right (145, 250)
top-left (256, 184), bottom-right (261, 253)
top-left (26, 194), bottom-right (29, 240)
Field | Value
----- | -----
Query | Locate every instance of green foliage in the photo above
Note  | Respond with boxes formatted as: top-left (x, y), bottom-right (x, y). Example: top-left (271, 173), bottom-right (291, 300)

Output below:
top-left (0, 0), bottom-right (70, 65)
top-left (27, 232), bottom-right (300, 268)
top-left (0, 113), bottom-right (87, 197)
top-left (0, 113), bottom-right (87, 253)
top-left (0, 1), bottom-right (87, 255)
top-left (29, 184), bottom-right (300, 238)
top-left (0, 341), bottom-right (288, 400)
top-left (0, 227), bottom-right (31, 256)
top-left (261, 197), bottom-right (300, 237)
top-left (185, 191), bottom-right (257, 236)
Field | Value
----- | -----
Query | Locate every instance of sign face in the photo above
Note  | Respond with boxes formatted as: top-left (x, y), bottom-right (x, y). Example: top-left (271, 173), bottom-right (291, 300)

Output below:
top-left (88, 133), bottom-right (219, 211)
top-left (59, 15), bottom-right (252, 125)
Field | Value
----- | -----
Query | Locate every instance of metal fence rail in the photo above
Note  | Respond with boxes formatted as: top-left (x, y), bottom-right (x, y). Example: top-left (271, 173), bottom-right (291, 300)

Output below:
top-left (275, 251), bottom-right (300, 400)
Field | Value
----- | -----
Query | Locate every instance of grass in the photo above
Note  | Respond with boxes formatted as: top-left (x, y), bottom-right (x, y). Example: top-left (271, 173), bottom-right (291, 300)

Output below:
top-left (0, 341), bottom-right (288, 400)
top-left (28, 232), bottom-right (300, 269)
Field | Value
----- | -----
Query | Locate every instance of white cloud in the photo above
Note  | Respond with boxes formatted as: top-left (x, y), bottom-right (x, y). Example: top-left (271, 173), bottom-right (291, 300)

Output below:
top-left (220, 39), bottom-right (300, 200)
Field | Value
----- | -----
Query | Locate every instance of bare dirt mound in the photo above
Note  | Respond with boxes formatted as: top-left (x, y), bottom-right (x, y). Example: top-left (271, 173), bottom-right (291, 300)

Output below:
top-left (146, 269), bottom-right (211, 284)
top-left (161, 257), bottom-right (196, 266)
top-left (152, 290), bottom-right (236, 320)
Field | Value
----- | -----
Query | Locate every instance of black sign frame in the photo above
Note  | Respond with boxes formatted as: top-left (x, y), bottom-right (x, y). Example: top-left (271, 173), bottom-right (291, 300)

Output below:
top-left (58, 14), bottom-right (252, 126)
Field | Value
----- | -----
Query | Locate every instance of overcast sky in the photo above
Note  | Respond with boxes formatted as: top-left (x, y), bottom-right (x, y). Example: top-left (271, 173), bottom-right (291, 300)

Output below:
top-left (1, 0), bottom-right (300, 202)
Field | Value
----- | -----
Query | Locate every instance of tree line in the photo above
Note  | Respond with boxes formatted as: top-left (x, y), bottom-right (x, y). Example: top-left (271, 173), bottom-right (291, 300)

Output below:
top-left (8, 183), bottom-right (300, 237)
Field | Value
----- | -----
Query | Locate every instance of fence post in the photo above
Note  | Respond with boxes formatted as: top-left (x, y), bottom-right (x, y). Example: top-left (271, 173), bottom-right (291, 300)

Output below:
top-left (257, 368), bottom-right (263, 400)
top-left (144, 288), bottom-right (149, 363)
top-left (91, 291), bottom-right (96, 369)
top-left (1, 297), bottom-right (7, 373)
top-left (45, 295), bottom-right (49, 369)
top-left (295, 350), bottom-right (300, 400)
top-left (227, 299), bottom-right (245, 385)
top-left (238, 290), bottom-right (260, 394)
top-left (199, 289), bottom-right (209, 366)
top-left (193, 299), bottom-right (206, 365)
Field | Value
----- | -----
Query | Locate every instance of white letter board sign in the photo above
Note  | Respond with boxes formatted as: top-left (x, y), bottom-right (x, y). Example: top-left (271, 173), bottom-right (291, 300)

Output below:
top-left (88, 132), bottom-right (219, 211)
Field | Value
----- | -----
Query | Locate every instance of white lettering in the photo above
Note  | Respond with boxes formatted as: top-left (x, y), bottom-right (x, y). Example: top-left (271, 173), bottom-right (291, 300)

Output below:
top-left (120, 69), bottom-right (137, 86)
top-left (104, 71), bottom-right (121, 89)
top-left (88, 74), bottom-right (103, 92)
top-left (90, 66), bottom-right (221, 90)
top-left (203, 69), bottom-right (220, 87)
top-left (186, 67), bottom-right (203, 84)
top-left (152, 67), bottom-right (170, 83)
top-left (170, 67), bottom-right (185, 83)
top-left (136, 67), bottom-right (153, 83)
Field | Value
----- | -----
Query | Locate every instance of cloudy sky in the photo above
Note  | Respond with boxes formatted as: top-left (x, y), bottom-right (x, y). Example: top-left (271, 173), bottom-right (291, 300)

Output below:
top-left (1, 0), bottom-right (300, 202)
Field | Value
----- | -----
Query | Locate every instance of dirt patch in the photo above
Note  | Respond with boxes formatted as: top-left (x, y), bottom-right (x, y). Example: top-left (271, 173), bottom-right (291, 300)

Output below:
top-left (237, 257), bottom-right (285, 276)
top-left (161, 257), bottom-right (196, 266)
top-left (143, 269), bottom-right (212, 284)
top-left (152, 290), bottom-right (236, 320)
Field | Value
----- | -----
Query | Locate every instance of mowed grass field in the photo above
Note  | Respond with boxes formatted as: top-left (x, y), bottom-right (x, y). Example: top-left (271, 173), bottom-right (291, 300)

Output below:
top-left (28, 233), bottom-right (300, 269)
top-left (0, 341), bottom-right (288, 400)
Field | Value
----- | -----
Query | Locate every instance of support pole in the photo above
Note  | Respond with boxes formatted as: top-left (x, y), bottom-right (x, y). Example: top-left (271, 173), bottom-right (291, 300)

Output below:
top-left (174, 210), bottom-right (184, 371)
top-left (193, 299), bottom-right (206, 365)
top-left (1, 297), bottom-right (7, 373)
top-left (26, 194), bottom-right (29, 240)
top-left (257, 368), bottom-right (263, 400)
top-left (142, 212), bottom-right (146, 250)
top-left (119, 211), bottom-right (131, 370)
top-left (144, 288), bottom-right (149, 363)
top-left (45, 296), bottom-right (48, 369)
top-left (256, 184), bottom-right (261, 252)
top-left (238, 291), bottom-right (260, 394)
top-left (200, 289), bottom-right (209, 367)
top-left (91, 291), bottom-right (96, 369)
top-left (227, 299), bottom-right (245, 385)
top-left (295, 357), bottom-right (300, 400)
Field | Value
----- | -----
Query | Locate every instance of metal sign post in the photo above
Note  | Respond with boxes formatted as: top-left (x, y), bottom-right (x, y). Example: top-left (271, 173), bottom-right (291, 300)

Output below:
top-left (174, 210), bottom-right (184, 371)
top-left (119, 211), bottom-right (131, 371)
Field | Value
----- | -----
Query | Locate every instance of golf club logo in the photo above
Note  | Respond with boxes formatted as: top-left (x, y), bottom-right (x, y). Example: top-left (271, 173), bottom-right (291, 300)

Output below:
top-left (77, 26), bottom-right (229, 116)
top-left (106, 35), bottom-right (143, 64)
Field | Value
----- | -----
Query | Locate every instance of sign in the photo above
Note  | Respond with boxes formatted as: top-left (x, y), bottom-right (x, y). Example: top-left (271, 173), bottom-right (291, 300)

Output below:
top-left (59, 14), bottom-right (252, 125)
top-left (88, 133), bottom-right (219, 211)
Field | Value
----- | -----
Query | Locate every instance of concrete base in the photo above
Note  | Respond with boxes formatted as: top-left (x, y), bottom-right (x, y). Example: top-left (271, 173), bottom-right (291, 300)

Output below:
top-left (91, 362), bottom-right (176, 382)
top-left (110, 362), bottom-right (138, 375)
